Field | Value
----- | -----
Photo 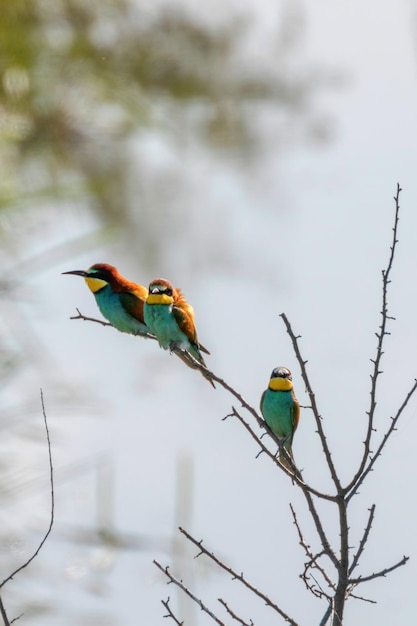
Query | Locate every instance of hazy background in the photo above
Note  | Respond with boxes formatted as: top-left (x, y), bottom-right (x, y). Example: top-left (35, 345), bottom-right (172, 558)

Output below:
top-left (1, 0), bottom-right (417, 624)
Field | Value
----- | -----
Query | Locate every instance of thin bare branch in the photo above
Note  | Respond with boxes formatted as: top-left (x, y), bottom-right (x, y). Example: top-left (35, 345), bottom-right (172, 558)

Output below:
top-left (154, 561), bottom-right (226, 626)
top-left (279, 314), bottom-right (342, 494)
top-left (70, 308), bottom-right (156, 339)
top-left (349, 555), bottom-right (409, 586)
top-left (0, 390), bottom-right (54, 589)
top-left (347, 377), bottom-right (417, 503)
top-left (181, 359), bottom-right (264, 426)
top-left (161, 597), bottom-right (184, 625)
top-left (345, 184), bottom-right (402, 496)
top-left (347, 590), bottom-right (376, 604)
top-left (70, 308), bottom-right (112, 327)
top-left (218, 598), bottom-right (253, 626)
top-left (179, 527), bottom-right (300, 625)
top-left (348, 506), bottom-right (376, 575)
top-left (170, 347), bottom-right (216, 387)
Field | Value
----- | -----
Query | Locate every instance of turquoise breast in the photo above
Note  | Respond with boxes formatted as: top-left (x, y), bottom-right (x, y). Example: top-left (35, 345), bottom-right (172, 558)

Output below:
top-left (95, 286), bottom-right (148, 334)
top-left (144, 302), bottom-right (188, 349)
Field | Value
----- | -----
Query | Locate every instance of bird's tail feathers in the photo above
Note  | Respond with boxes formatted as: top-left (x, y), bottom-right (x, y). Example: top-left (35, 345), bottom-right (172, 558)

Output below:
top-left (278, 437), bottom-right (298, 474)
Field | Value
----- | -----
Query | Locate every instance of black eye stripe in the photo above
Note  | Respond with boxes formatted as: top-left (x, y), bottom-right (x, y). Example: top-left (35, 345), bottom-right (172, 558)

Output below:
top-left (89, 270), bottom-right (109, 281)
top-left (154, 286), bottom-right (172, 296)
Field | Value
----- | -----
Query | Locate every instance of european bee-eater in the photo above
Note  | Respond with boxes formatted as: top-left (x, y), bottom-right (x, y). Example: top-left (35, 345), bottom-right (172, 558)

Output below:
top-left (144, 278), bottom-right (214, 385)
top-left (63, 263), bottom-right (155, 338)
top-left (260, 366), bottom-right (300, 470)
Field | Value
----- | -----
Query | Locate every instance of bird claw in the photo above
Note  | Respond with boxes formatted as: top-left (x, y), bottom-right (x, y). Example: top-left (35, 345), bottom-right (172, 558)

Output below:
top-left (169, 342), bottom-right (181, 355)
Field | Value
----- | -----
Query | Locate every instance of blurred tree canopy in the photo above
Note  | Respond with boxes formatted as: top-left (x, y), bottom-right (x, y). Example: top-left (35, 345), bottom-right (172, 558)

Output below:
top-left (0, 0), bottom-right (333, 231)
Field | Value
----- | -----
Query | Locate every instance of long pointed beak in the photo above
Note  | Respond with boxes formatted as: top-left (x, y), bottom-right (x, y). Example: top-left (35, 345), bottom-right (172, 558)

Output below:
top-left (150, 286), bottom-right (161, 294)
top-left (62, 270), bottom-right (88, 277)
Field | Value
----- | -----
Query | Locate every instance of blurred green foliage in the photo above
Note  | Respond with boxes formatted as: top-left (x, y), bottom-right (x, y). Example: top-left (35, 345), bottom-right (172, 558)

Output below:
top-left (0, 0), bottom-right (332, 225)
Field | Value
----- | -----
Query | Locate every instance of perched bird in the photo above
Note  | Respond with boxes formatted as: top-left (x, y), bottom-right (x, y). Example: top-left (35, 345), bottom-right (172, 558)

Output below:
top-left (63, 263), bottom-right (154, 338)
top-left (144, 278), bottom-right (214, 385)
top-left (260, 366), bottom-right (300, 470)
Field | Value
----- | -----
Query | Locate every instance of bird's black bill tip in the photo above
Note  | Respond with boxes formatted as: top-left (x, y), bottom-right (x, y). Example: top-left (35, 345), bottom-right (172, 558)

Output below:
top-left (62, 270), bottom-right (88, 277)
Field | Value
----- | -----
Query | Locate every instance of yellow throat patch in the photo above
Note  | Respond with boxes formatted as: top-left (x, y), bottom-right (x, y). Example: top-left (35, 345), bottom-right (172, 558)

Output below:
top-left (85, 276), bottom-right (108, 293)
top-left (147, 293), bottom-right (173, 305)
top-left (269, 377), bottom-right (293, 392)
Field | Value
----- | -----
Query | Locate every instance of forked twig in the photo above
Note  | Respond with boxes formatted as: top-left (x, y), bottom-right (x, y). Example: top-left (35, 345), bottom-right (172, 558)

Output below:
top-left (161, 597), bottom-right (184, 625)
top-left (70, 308), bottom-right (112, 327)
top-left (70, 308), bottom-right (156, 339)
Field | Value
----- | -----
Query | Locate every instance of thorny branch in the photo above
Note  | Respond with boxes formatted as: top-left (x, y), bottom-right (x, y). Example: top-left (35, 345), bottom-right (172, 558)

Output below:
top-left (178, 527), bottom-right (300, 626)
top-left (345, 183), bottom-right (403, 498)
top-left (279, 313), bottom-right (342, 494)
top-left (347, 591), bottom-right (376, 604)
top-left (348, 506), bottom-right (376, 576)
top-left (154, 560), bottom-right (226, 626)
top-left (348, 555), bottom-right (409, 586)
top-left (218, 598), bottom-right (253, 626)
top-left (346, 377), bottom-right (417, 503)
